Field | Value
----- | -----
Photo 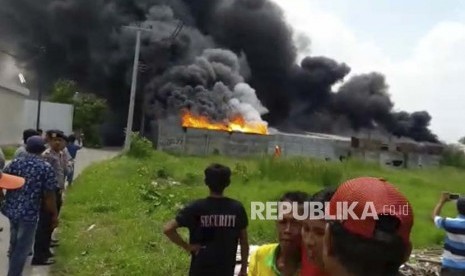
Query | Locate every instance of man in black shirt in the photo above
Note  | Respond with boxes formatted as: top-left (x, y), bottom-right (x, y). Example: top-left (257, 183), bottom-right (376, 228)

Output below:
top-left (163, 163), bottom-right (249, 276)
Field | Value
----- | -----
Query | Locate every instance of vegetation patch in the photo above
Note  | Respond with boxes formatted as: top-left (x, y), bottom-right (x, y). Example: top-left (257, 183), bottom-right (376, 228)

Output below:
top-left (52, 151), bottom-right (463, 275)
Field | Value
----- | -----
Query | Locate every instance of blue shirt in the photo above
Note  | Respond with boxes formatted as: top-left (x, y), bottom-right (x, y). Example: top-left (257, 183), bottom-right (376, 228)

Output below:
top-left (66, 144), bottom-right (81, 159)
top-left (1, 153), bottom-right (57, 222)
top-left (435, 215), bottom-right (465, 270)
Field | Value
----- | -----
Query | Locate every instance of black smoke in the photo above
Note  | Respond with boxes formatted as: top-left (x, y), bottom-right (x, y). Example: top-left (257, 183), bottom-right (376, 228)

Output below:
top-left (0, 0), bottom-right (438, 143)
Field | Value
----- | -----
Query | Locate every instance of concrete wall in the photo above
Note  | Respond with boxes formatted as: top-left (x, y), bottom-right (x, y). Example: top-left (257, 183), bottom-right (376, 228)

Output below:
top-left (154, 117), bottom-right (442, 168)
top-left (353, 149), bottom-right (441, 169)
top-left (0, 81), bottom-right (74, 145)
top-left (0, 81), bottom-right (29, 145)
top-left (271, 133), bottom-right (351, 161)
top-left (24, 100), bottom-right (74, 135)
top-left (155, 117), bottom-right (352, 160)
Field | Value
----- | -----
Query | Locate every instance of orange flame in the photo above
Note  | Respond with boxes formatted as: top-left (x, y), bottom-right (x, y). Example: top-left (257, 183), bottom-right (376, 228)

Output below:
top-left (181, 110), bottom-right (268, 135)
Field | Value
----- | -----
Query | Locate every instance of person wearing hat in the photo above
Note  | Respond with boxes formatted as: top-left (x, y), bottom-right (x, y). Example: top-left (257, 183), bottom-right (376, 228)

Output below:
top-left (0, 136), bottom-right (58, 275)
top-left (432, 192), bottom-right (465, 275)
top-left (321, 177), bottom-right (414, 276)
top-left (42, 130), bottom-right (68, 211)
top-left (34, 130), bottom-right (67, 263)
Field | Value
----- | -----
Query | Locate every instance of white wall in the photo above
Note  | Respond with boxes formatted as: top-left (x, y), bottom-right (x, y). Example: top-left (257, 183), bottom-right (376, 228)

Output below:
top-left (24, 100), bottom-right (74, 135)
top-left (0, 82), bottom-right (29, 145)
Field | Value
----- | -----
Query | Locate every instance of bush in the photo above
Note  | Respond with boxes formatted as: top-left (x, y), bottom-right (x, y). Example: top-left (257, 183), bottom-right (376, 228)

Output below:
top-left (156, 167), bottom-right (171, 179)
top-left (127, 132), bottom-right (153, 159)
top-left (441, 144), bottom-right (465, 169)
top-left (257, 156), bottom-right (343, 186)
top-left (48, 79), bottom-right (108, 148)
top-left (182, 172), bottom-right (202, 186)
top-left (233, 162), bottom-right (251, 183)
top-left (1, 146), bottom-right (16, 160)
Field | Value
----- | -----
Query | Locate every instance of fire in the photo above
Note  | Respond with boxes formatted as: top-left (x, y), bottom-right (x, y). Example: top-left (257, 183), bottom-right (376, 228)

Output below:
top-left (181, 110), bottom-right (268, 135)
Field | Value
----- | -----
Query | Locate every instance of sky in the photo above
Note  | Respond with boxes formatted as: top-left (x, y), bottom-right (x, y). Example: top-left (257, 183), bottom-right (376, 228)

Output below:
top-left (272, 0), bottom-right (465, 143)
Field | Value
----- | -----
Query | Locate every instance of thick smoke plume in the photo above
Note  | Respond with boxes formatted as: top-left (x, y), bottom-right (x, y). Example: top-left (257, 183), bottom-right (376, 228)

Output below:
top-left (151, 48), bottom-right (268, 124)
top-left (0, 0), bottom-right (438, 143)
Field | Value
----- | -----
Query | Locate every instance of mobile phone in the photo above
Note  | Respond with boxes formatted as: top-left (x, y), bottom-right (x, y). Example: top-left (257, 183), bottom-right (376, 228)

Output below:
top-left (449, 194), bottom-right (460, 200)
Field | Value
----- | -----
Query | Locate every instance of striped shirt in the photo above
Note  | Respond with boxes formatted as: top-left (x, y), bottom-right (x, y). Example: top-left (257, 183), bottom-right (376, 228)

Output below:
top-left (435, 215), bottom-right (465, 270)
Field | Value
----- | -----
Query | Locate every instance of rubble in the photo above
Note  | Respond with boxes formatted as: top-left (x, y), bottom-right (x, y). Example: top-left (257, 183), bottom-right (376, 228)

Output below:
top-left (400, 248), bottom-right (442, 276)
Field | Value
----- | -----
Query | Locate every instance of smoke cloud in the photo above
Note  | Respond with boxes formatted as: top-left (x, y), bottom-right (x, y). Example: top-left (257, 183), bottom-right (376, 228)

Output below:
top-left (150, 48), bottom-right (268, 126)
top-left (0, 0), bottom-right (438, 143)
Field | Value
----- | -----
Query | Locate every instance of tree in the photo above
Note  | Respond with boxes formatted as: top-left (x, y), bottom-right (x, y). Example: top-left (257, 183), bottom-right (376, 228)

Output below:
top-left (459, 137), bottom-right (465, 145)
top-left (48, 79), bottom-right (77, 104)
top-left (49, 79), bottom-right (108, 147)
top-left (441, 144), bottom-right (465, 169)
top-left (73, 93), bottom-right (107, 147)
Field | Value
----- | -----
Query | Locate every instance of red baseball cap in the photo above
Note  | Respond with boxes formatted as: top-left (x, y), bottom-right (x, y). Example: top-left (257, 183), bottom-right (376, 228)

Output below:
top-left (0, 173), bottom-right (25, 190)
top-left (328, 177), bottom-right (413, 246)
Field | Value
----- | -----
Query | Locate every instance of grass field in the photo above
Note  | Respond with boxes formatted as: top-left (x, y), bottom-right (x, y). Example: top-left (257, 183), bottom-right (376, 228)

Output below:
top-left (52, 151), bottom-right (464, 275)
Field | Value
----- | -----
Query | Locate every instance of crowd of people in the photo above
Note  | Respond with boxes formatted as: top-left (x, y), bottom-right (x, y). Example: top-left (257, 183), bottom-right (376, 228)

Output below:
top-left (0, 129), bottom-right (81, 276)
top-left (163, 163), bottom-right (465, 276)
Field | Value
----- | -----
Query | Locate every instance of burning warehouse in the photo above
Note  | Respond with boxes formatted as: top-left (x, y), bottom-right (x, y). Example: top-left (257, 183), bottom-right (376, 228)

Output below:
top-left (153, 114), bottom-right (351, 161)
top-left (152, 112), bottom-right (443, 169)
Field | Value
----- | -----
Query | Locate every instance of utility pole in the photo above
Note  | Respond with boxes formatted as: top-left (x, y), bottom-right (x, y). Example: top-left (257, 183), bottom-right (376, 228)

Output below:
top-left (124, 28), bottom-right (141, 152)
top-left (36, 77), bottom-right (42, 130)
top-left (34, 47), bottom-right (46, 130)
top-left (122, 22), bottom-right (183, 152)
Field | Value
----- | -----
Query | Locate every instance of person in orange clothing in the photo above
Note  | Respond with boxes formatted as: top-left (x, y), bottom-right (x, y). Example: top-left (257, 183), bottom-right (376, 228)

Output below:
top-left (273, 145), bottom-right (281, 159)
top-left (301, 188), bottom-right (335, 276)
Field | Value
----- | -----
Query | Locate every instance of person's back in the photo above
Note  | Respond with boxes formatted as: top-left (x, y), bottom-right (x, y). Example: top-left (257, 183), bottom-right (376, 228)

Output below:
top-left (180, 196), bottom-right (248, 275)
top-left (1, 153), bottom-right (56, 222)
top-left (66, 135), bottom-right (82, 159)
top-left (164, 163), bottom-right (249, 276)
top-left (322, 177), bottom-right (414, 276)
top-left (14, 129), bottom-right (40, 159)
top-left (433, 193), bottom-right (465, 274)
top-left (1, 136), bottom-right (58, 275)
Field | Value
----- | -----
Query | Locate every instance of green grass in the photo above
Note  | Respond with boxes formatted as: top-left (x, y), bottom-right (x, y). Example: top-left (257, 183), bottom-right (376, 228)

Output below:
top-left (1, 146), bottom-right (16, 160)
top-left (52, 151), bottom-right (464, 275)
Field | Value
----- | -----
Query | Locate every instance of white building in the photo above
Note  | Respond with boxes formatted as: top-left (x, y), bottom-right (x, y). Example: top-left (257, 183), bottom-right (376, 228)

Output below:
top-left (0, 80), bottom-right (30, 145)
top-left (0, 81), bottom-right (74, 146)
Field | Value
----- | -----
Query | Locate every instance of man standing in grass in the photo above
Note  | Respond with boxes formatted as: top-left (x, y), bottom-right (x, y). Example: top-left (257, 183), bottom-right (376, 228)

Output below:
top-left (433, 192), bottom-right (465, 275)
top-left (163, 163), bottom-right (249, 276)
top-left (247, 191), bottom-right (311, 276)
